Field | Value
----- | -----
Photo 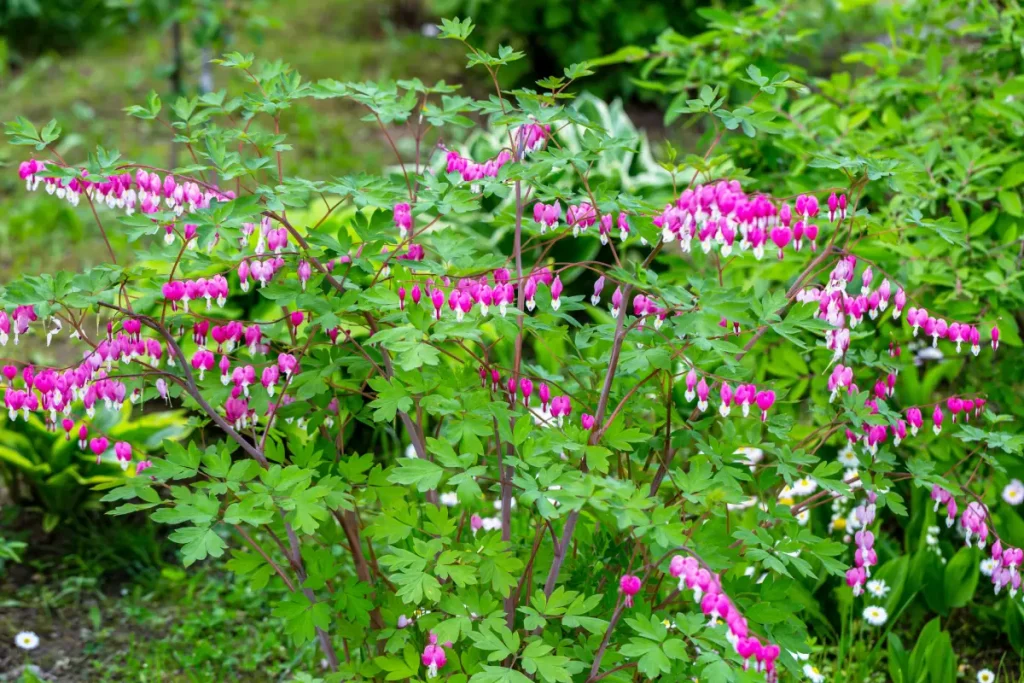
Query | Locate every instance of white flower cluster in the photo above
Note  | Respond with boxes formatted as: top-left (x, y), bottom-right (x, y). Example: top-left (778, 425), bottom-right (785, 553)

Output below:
top-left (777, 476), bottom-right (819, 526)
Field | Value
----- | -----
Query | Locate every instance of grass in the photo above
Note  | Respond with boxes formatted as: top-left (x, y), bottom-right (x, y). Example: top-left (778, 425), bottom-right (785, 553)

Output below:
top-left (4, 508), bottom-right (1023, 682)
top-left (0, 508), bottom-right (305, 682)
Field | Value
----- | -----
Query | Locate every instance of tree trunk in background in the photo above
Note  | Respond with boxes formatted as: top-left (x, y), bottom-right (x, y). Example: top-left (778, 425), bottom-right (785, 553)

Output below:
top-left (199, 47), bottom-right (214, 94)
top-left (169, 19), bottom-right (184, 169)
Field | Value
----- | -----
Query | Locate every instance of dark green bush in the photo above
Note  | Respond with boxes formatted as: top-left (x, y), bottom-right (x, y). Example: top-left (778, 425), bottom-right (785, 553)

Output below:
top-left (425, 0), bottom-right (743, 96)
top-left (1, 0), bottom-right (119, 59)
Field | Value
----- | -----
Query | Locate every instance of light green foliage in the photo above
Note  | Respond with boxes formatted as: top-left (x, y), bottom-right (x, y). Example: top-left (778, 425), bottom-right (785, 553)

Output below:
top-left (0, 405), bottom-right (192, 529)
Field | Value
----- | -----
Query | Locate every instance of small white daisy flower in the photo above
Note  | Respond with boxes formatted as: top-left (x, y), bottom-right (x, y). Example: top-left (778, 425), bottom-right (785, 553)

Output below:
top-left (545, 485), bottom-right (562, 507)
top-left (727, 496), bottom-right (758, 511)
top-left (735, 447), bottom-right (764, 469)
top-left (846, 509), bottom-right (862, 531)
top-left (1001, 479), bottom-right (1024, 506)
top-left (981, 558), bottom-right (998, 577)
top-left (863, 606), bottom-right (888, 626)
top-left (531, 405), bottom-right (555, 428)
top-left (803, 664), bottom-right (825, 683)
top-left (866, 579), bottom-right (890, 599)
top-left (837, 446), bottom-right (859, 468)
top-left (439, 492), bottom-right (459, 507)
top-left (796, 509), bottom-right (810, 526)
top-left (977, 669), bottom-right (995, 683)
top-left (916, 346), bottom-right (945, 363)
top-left (15, 631), bottom-right (40, 650)
top-left (844, 468), bottom-right (863, 490)
top-left (791, 477), bottom-right (819, 496)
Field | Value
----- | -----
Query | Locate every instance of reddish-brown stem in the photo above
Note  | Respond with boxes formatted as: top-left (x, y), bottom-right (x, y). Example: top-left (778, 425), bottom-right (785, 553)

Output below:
top-left (590, 663), bottom-right (637, 682)
top-left (737, 245), bottom-right (836, 361)
top-left (233, 524), bottom-right (296, 591)
top-left (587, 599), bottom-right (625, 682)
top-left (333, 509), bottom-right (387, 632)
top-left (373, 113), bottom-right (413, 200)
top-left (96, 302), bottom-right (340, 670)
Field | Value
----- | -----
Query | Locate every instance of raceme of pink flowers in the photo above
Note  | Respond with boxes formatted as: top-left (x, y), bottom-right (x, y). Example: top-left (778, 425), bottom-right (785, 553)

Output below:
top-left (652, 184), bottom-right (831, 260)
top-left (668, 556), bottom-right (781, 678)
top-left (442, 123), bottom-right (548, 184)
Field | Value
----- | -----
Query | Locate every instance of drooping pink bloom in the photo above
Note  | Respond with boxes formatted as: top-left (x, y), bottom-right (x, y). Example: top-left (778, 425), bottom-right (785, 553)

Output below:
top-left (947, 397), bottom-right (964, 423)
top-left (538, 383), bottom-right (551, 411)
top-left (225, 397), bottom-right (250, 429)
top-left (89, 436), bottom-right (109, 464)
top-left (769, 225), bottom-right (792, 259)
top-left (262, 366), bottom-right (281, 397)
top-left (519, 378), bottom-right (533, 407)
top-left (893, 288), bottom-right (906, 319)
top-left (524, 277), bottom-right (538, 312)
top-left (394, 202), bottom-right (412, 238)
top-left (719, 382), bottom-right (734, 418)
top-left (696, 378), bottom-right (710, 412)
top-left (702, 592), bottom-right (733, 626)
top-left (669, 555), bottom-right (698, 591)
top-left (190, 349), bottom-right (215, 381)
top-left (551, 396), bottom-right (573, 426)
top-left (430, 288), bottom-right (445, 320)
top-left (162, 281), bottom-right (186, 310)
top-left (961, 501), bottom-right (990, 548)
top-left (277, 353), bottom-right (298, 378)
top-left (755, 390), bottom-right (776, 422)
top-left (421, 638), bottom-right (447, 679)
top-left (684, 368), bottom-right (698, 402)
top-left (550, 276), bottom-right (563, 311)
top-left (114, 441), bottom-right (133, 470)
top-left (846, 566), bottom-right (866, 596)
top-left (619, 574), bottom-right (642, 608)
top-left (905, 407), bottom-right (923, 436)
top-left (610, 287), bottom-right (623, 318)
